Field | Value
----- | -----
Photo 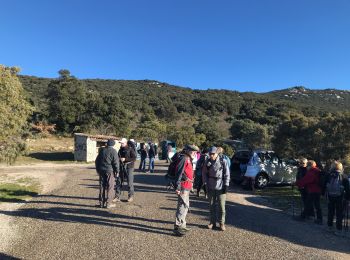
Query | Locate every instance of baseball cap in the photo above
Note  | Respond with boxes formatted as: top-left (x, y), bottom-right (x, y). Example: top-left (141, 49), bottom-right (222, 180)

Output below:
top-left (208, 146), bottom-right (218, 154)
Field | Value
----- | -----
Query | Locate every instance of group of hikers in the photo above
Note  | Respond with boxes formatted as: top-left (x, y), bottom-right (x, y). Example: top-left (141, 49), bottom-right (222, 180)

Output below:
top-left (295, 159), bottom-right (350, 234)
top-left (95, 139), bottom-right (231, 236)
top-left (95, 138), bottom-right (350, 237)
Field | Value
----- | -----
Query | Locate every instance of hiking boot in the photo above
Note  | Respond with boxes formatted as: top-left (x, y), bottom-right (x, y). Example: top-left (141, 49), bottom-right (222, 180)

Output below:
top-left (219, 224), bottom-right (226, 231)
top-left (106, 203), bottom-right (117, 209)
top-left (173, 226), bottom-right (186, 236)
top-left (207, 223), bottom-right (216, 230)
top-left (127, 196), bottom-right (134, 202)
top-left (112, 197), bottom-right (120, 203)
top-left (180, 226), bottom-right (191, 232)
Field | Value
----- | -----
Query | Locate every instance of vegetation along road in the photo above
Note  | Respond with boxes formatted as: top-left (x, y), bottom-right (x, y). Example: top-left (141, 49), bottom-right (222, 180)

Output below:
top-left (1, 162), bottom-right (349, 260)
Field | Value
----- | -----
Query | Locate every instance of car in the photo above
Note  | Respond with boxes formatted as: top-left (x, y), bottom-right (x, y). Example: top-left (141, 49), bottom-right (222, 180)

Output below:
top-left (231, 149), bottom-right (298, 189)
top-left (230, 149), bottom-right (252, 184)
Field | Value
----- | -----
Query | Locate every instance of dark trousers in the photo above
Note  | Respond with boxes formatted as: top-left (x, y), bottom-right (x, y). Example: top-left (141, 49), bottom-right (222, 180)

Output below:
top-left (195, 175), bottom-right (207, 195)
top-left (327, 196), bottom-right (344, 230)
top-left (98, 171), bottom-right (115, 205)
top-left (305, 193), bottom-right (322, 220)
top-left (139, 158), bottom-right (146, 171)
top-left (299, 189), bottom-right (309, 217)
top-left (116, 167), bottom-right (135, 198)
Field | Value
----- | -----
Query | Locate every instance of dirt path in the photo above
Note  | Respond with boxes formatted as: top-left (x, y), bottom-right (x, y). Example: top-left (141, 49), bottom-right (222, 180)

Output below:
top-left (1, 162), bottom-right (349, 260)
top-left (0, 163), bottom-right (85, 253)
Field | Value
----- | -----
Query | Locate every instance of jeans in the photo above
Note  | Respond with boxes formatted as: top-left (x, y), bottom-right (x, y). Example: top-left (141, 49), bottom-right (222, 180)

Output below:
top-left (115, 167), bottom-right (134, 198)
top-left (208, 189), bottom-right (226, 224)
top-left (327, 196), bottom-right (344, 230)
top-left (149, 157), bottom-right (155, 172)
top-left (139, 158), bottom-right (146, 171)
top-left (175, 190), bottom-right (190, 228)
top-left (98, 171), bottom-right (115, 205)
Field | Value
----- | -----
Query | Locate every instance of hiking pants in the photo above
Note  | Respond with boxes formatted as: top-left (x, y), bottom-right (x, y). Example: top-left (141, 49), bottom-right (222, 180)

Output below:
top-left (115, 167), bottom-right (135, 198)
top-left (175, 190), bottom-right (190, 228)
top-left (208, 189), bottom-right (226, 224)
top-left (305, 193), bottom-right (322, 221)
top-left (299, 189), bottom-right (308, 217)
top-left (98, 171), bottom-right (115, 205)
top-left (327, 196), bottom-right (343, 230)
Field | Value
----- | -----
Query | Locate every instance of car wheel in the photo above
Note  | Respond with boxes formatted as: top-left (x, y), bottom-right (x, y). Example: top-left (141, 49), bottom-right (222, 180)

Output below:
top-left (255, 173), bottom-right (268, 189)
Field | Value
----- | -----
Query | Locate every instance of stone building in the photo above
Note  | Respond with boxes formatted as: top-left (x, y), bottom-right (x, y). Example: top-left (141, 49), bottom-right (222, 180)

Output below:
top-left (74, 133), bottom-right (120, 162)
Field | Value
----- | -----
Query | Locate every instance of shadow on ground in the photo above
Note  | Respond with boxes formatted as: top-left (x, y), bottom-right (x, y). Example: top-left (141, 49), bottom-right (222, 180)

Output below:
top-left (28, 152), bottom-right (74, 161)
top-left (2, 168), bottom-right (349, 254)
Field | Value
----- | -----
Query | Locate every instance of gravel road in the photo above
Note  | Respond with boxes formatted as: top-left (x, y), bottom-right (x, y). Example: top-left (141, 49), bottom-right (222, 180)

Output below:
top-left (1, 162), bottom-right (349, 260)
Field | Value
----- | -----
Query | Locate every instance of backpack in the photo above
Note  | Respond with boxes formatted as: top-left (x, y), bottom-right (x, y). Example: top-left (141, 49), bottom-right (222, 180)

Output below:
top-left (165, 152), bottom-right (183, 180)
top-left (222, 154), bottom-right (231, 169)
top-left (326, 174), bottom-right (344, 197)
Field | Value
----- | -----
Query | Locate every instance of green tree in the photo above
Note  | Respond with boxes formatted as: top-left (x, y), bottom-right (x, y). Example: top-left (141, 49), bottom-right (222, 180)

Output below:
top-left (47, 70), bottom-right (88, 133)
top-left (0, 65), bottom-right (33, 163)
top-left (230, 119), bottom-right (271, 149)
top-left (131, 113), bottom-right (166, 142)
top-left (167, 125), bottom-right (206, 149)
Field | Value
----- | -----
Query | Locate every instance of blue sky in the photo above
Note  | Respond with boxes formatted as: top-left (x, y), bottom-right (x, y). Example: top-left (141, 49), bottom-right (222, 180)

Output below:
top-left (1, 0), bottom-right (350, 92)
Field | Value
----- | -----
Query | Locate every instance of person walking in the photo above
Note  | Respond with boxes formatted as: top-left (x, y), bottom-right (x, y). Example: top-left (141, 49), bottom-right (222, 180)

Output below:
top-left (325, 161), bottom-right (350, 233)
top-left (115, 138), bottom-right (137, 202)
top-left (95, 139), bottom-right (119, 209)
top-left (296, 158), bottom-right (308, 218)
top-left (296, 160), bottom-right (323, 224)
top-left (173, 144), bottom-right (199, 236)
top-left (202, 146), bottom-right (230, 231)
top-left (138, 143), bottom-right (148, 172)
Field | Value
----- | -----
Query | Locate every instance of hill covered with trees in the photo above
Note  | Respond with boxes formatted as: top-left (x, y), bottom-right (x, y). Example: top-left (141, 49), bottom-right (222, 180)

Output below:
top-left (18, 70), bottom-right (350, 163)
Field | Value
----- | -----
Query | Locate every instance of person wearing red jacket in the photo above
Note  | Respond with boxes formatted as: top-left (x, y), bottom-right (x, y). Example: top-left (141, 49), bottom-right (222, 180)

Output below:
top-left (296, 160), bottom-right (323, 224)
top-left (173, 144), bottom-right (199, 236)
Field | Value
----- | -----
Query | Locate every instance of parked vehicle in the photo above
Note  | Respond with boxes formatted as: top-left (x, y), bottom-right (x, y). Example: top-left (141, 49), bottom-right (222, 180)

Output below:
top-left (232, 149), bottom-right (298, 189)
top-left (160, 140), bottom-right (176, 160)
top-left (230, 149), bottom-right (251, 184)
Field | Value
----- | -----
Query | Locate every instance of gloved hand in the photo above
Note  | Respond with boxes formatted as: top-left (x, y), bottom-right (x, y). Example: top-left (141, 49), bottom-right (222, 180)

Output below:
top-left (222, 185), bottom-right (228, 194)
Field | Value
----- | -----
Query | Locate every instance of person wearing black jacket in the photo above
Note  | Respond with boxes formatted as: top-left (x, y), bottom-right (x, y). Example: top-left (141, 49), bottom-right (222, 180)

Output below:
top-left (138, 143), bottom-right (148, 172)
top-left (148, 143), bottom-right (156, 173)
top-left (115, 138), bottom-right (137, 202)
top-left (296, 158), bottom-right (308, 218)
top-left (95, 139), bottom-right (119, 208)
